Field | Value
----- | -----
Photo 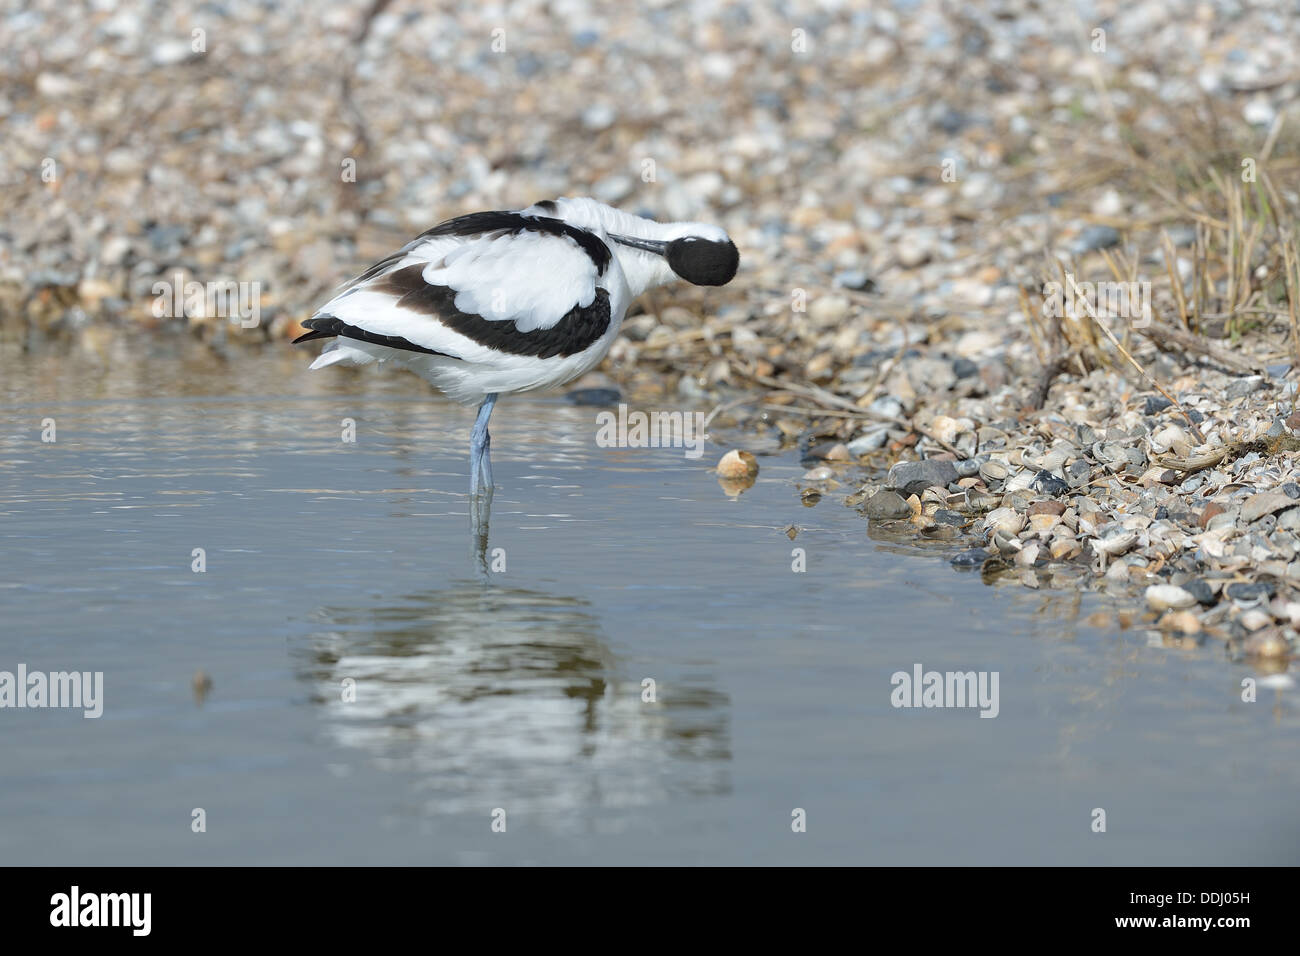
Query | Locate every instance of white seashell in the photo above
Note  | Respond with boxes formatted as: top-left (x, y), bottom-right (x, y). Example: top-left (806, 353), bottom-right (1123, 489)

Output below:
top-left (1041, 448), bottom-right (1070, 473)
top-left (1145, 584), bottom-right (1196, 611)
top-left (1161, 610), bottom-right (1202, 634)
top-left (1149, 424), bottom-right (1188, 454)
top-left (984, 506), bottom-right (1026, 535)
top-left (1239, 609), bottom-right (1272, 631)
top-left (1015, 542), bottom-right (1040, 566)
top-left (1028, 513), bottom-right (1060, 533)
top-left (1005, 468), bottom-right (1034, 492)
top-left (1049, 537), bottom-right (1082, 560)
top-left (1095, 530), bottom-right (1138, 556)
top-left (992, 529), bottom-right (1023, 555)
top-left (979, 460), bottom-right (1009, 484)
top-left (928, 415), bottom-right (960, 444)
top-left (1104, 557), bottom-right (1134, 581)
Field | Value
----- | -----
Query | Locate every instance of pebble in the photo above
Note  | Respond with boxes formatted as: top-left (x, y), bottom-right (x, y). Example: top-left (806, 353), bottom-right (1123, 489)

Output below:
top-left (897, 233), bottom-right (933, 268)
top-left (566, 387), bottom-right (621, 406)
top-left (824, 443), bottom-right (852, 462)
top-left (809, 296), bottom-right (851, 323)
top-left (1071, 225), bottom-right (1120, 254)
top-left (1200, 503), bottom-right (1227, 528)
top-left (847, 427), bottom-right (891, 456)
top-left (833, 270), bottom-right (876, 292)
top-left (1030, 470), bottom-right (1069, 497)
top-left (1184, 579), bottom-right (1216, 606)
top-left (1243, 96), bottom-right (1276, 127)
top-left (950, 548), bottom-right (989, 568)
top-left (581, 103), bottom-right (617, 130)
top-left (1143, 395), bottom-right (1172, 415)
top-left (952, 357), bottom-right (979, 379)
top-left (1227, 581), bottom-right (1273, 604)
top-left (1225, 376), bottom-right (1264, 400)
top-left (864, 489), bottom-right (913, 520)
top-left (886, 459), bottom-right (958, 496)
top-left (869, 396), bottom-right (905, 419)
top-left (150, 41), bottom-right (193, 66)
top-left (191, 670), bottom-right (213, 704)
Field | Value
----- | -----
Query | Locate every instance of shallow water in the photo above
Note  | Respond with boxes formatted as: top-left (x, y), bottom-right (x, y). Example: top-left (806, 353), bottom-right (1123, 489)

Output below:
top-left (1, 342), bottom-right (1297, 864)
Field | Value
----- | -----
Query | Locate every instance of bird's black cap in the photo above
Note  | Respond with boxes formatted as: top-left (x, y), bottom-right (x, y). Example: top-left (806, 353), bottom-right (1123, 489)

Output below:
top-left (667, 237), bottom-right (739, 286)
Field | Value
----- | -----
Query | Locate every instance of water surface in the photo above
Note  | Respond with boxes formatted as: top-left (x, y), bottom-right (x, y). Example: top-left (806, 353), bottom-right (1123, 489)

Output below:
top-left (1, 343), bottom-right (1297, 864)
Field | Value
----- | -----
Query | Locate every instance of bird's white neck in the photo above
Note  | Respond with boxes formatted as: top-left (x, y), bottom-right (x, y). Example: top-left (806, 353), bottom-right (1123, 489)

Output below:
top-left (610, 242), bottom-right (678, 300)
top-left (530, 197), bottom-right (694, 299)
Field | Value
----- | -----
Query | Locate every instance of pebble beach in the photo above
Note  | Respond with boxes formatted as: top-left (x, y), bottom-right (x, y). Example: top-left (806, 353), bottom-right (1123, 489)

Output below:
top-left (5, 0), bottom-right (1300, 662)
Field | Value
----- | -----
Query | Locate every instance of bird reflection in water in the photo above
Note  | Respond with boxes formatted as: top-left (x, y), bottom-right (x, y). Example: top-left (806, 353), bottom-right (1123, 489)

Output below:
top-left (296, 585), bottom-right (730, 819)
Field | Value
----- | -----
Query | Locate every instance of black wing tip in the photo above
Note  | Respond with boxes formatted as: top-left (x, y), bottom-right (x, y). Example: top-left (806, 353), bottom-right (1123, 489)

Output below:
top-left (295, 311), bottom-right (451, 358)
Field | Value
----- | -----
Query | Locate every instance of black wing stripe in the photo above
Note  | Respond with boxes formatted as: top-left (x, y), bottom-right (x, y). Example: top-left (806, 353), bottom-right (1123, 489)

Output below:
top-left (294, 265), bottom-right (614, 360)
top-left (371, 265), bottom-right (612, 359)
top-left (417, 210), bottom-right (611, 274)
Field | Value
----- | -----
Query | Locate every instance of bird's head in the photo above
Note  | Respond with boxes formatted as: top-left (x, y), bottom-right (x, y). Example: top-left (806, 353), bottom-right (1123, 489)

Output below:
top-left (610, 224), bottom-right (739, 287)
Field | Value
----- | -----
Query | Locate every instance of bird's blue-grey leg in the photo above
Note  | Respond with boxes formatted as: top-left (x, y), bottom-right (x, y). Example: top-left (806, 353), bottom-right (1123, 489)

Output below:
top-left (469, 393), bottom-right (498, 497)
top-left (470, 487), bottom-right (492, 576)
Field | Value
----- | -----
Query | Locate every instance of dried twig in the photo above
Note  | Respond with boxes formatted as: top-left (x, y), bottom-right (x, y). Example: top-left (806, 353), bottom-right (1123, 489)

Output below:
top-left (1136, 319), bottom-right (1267, 375)
top-left (1028, 356), bottom-right (1066, 410)
top-left (1060, 270), bottom-right (1207, 443)
top-left (733, 365), bottom-right (964, 456)
top-left (1153, 435), bottom-right (1300, 473)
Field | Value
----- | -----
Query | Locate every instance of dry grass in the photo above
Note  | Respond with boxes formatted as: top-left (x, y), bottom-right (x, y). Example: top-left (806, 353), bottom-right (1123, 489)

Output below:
top-left (1022, 112), bottom-right (1300, 416)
